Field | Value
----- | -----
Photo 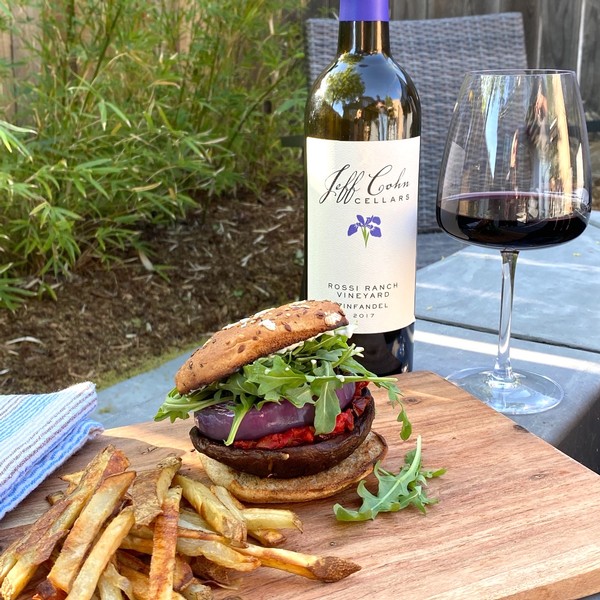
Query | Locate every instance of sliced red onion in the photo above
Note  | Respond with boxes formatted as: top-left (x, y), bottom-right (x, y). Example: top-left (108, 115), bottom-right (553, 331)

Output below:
top-left (194, 381), bottom-right (356, 441)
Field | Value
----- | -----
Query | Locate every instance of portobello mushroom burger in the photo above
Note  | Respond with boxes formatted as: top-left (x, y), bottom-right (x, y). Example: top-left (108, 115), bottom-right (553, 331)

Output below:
top-left (155, 300), bottom-right (410, 503)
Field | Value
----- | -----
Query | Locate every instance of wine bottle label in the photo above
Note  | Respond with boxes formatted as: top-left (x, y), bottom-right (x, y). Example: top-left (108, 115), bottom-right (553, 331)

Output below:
top-left (306, 136), bottom-right (420, 333)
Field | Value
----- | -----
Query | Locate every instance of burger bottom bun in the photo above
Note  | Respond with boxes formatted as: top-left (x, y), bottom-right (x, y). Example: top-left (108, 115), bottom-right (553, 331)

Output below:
top-left (197, 430), bottom-right (388, 504)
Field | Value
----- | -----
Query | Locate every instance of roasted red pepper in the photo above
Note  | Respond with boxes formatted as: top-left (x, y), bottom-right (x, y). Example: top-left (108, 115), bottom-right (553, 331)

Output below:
top-left (234, 425), bottom-right (315, 450)
top-left (354, 380), bottom-right (369, 396)
top-left (316, 409), bottom-right (355, 441)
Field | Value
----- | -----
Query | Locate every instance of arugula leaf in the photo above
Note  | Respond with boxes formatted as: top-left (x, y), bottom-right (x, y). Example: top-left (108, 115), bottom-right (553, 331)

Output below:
top-left (311, 361), bottom-right (343, 435)
top-left (225, 392), bottom-right (257, 446)
top-left (154, 327), bottom-right (413, 444)
top-left (333, 436), bottom-right (446, 522)
top-left (282, 384), bottom-right (314, 409)
top-left (154, 387), bottom-right (226, 422)
top-left (244, 355), bottom-right (307, 401)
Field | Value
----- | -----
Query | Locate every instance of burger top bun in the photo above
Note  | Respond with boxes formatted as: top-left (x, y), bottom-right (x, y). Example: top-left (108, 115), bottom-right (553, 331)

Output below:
top-left (175, 300), bottom-right (349, 394)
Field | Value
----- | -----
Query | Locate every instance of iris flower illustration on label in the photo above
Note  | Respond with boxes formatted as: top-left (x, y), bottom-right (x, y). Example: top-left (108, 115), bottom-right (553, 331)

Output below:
top-left (347, 215), bottom-right (382, 247)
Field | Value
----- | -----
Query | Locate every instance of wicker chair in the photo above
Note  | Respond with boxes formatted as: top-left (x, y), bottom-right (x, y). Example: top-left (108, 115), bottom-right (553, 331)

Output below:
top-left (303, 13), bottom-right (529, 232)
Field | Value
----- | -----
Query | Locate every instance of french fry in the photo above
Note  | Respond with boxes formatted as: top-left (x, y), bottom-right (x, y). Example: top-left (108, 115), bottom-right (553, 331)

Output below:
top-left (210, 486), bottom-right (246, 526)
top-left (118, 566), bottom-right (187, 600)
top-left (45, 490), bottom-right (66, 506)
top-left (48, 471), bottom-right (135, 592)
top-left (52, 471), bottom-right (82, 504)
top-left (148, 485), bottom-right (182, 600)
top-left (114, 567), bottom-right (148, 598)
top-left (65, 506), bottom-right (135, 600)
top-left (138, 506), bottom-right (226, 543)
top-left (0, 500), bottom-right (71, 598)
top-left (178, 508), bottom-right (213, 533)
top-left (33, 578), bottom-right (66, 600)
top-left (177, 529), bottom-right (229, 543)
top-left (97, 571), bottom-right (123, 600)
top-left (0, 445), bottom-right (129, 600)
top-left (2, 526), bottom-right (65, 600)
top-left (0, 540), bottom-right (19, 582)
top-left (190, 556), bottom-right (240, 589)
top-left (59, 471), bottom-right (83, 486)
top-left (119, 535), bottom-right (154, 555)
top-left (241, 508), bottom-right (303, 534)
top-left (176, 539), bottom-right (260, 572)
top-left (244, 527), bottom-right (287, 547)
top-left (131, 455), bottom-right (182, 526)
top-left (128, 524), bottom-right (154, 539)
top-left (115, 550), bottom-right (149, 574)
top-left (180, 578), bottom-right (214, 600)
top-left (174, 474), bottom-right (246, 543)
top-left (236, 542), bottom-right (361, 582)
top-left (130, 522), bottom-right (227, 544)
top-left (212, 485), bottom-right (301, 547)
top-left (120, 531), bottom-right (229, 557)
top-left (98, 561), bottom-right (133, 600)
top-left (212, 486), bottom-right (283, 545)
top-left (173, 554), bottom-right (194, 592)
top-left (172, 556), bottom-right (195, 593)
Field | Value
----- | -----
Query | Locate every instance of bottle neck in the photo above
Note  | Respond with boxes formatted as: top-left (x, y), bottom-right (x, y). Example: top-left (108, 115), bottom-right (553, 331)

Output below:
top-left (337, 21), bottom-right (390, 54)
top-left (337, 0), bottom-right (391, 55)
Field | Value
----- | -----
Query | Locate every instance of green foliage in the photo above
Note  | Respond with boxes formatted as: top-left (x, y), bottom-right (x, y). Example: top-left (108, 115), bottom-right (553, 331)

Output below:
top-left (0, 0), bottom-right (308, 309)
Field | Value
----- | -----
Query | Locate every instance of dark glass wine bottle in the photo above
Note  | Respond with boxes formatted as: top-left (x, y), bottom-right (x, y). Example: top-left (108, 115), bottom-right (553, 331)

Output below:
top-left (304, 0), bottom-right (421, 375)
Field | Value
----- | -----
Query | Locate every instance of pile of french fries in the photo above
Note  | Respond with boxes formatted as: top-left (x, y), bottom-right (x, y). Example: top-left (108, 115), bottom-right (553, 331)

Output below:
top-left (0, 445), bottom-right (360, 600)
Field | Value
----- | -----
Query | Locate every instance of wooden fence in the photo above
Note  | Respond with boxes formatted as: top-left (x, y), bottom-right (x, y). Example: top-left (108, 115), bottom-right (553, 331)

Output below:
top-left (308, 0), bottom-right (600, 117)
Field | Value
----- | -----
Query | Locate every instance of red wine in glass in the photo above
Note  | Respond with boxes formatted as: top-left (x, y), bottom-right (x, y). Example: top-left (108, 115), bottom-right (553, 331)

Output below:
top-left (438, 191), bottom-right (589, 250)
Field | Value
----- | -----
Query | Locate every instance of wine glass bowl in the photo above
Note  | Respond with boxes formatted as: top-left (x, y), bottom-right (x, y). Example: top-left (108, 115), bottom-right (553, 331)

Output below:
top-left (436, 69), bottom-right (592, 414)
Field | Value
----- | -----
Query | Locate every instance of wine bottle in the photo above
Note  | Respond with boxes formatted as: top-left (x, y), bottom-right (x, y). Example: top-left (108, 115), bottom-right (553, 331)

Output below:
top-left (304, 0), bottom-right (421, 375)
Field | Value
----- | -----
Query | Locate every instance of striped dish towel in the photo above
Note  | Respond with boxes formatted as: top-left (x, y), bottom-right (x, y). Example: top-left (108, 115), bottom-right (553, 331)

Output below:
top-left (0, 381), bottom-right (104, 520)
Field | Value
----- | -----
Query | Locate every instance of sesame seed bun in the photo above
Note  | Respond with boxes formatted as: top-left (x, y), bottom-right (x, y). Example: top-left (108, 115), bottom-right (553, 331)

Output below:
top-left (175, 300), bottom-right (348, 393)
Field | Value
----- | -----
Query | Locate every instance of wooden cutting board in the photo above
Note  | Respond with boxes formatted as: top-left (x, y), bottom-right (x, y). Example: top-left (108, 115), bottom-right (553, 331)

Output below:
top-left (2, 371), bottom-right (600, 599)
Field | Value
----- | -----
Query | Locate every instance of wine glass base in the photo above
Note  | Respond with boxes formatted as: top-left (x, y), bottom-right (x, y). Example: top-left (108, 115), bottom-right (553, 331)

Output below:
top-left (446, 367), bottom-right (564, 414)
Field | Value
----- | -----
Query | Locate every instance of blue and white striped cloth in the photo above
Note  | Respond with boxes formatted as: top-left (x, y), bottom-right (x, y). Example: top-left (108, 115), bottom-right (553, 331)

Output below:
top-left (0, 381), bottom-right (104, 520)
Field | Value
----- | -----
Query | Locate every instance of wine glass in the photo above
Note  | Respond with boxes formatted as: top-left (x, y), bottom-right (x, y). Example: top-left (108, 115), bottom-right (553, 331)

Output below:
top-left (436, 69), bottom-right (592, 414)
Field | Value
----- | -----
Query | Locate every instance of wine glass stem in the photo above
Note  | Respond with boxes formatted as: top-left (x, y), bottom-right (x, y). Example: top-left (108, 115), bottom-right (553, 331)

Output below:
top-left (493, 250), bottom-right (519, 383)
